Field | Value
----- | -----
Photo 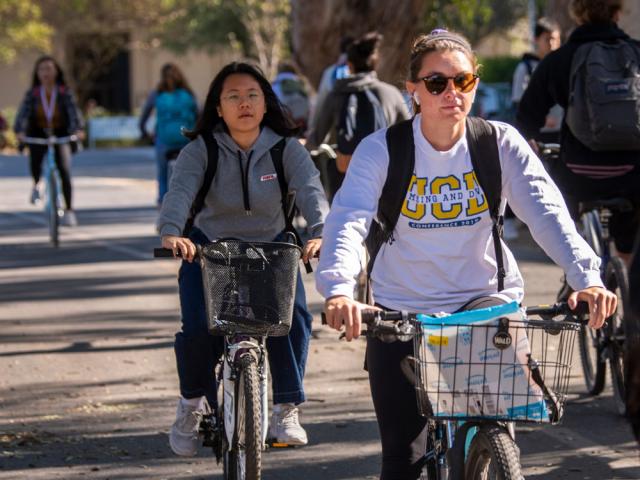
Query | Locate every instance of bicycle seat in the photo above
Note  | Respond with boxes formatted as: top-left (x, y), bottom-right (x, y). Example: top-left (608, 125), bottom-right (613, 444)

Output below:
top-left (578, 197), bottom-right (634, 215)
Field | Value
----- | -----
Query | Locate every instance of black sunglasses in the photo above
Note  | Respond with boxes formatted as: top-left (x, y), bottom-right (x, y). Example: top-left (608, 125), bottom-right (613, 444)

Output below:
top-left (420, 72), bottom-right (479, 95)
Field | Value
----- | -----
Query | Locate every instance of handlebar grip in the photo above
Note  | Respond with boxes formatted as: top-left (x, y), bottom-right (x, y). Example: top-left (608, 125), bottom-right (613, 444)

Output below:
top-left (154, 248), bottom-right (176, 258)
top-left (320, 309), bottom-right (402, 326)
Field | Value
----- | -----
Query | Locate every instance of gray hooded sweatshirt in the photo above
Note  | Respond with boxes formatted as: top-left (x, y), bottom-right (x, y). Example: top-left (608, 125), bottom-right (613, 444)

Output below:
top-left (158, 126), bottom-right (329, 242)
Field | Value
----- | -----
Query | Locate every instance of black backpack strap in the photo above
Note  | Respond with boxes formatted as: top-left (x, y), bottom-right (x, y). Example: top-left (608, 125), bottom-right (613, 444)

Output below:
top-left (365, 119), bottom-right (415, 276)
top-left (184, 131), bottom-right (218, 235)
top-left (270, 138), bottom-right (292, 224)
top-left (270, 137), bottom-right (312, 273)
top-left (466, 116), bottom-right (505, 292)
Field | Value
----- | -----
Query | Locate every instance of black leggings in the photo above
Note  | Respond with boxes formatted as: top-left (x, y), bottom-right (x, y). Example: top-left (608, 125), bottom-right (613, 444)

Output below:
top-left (29, 143), bottom-right (73, 210)
top-left (366, 295), bottom-right (505, 480)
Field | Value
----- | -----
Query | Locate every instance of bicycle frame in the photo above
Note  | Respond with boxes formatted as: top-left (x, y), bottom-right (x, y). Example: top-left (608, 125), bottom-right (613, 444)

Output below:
top-left (23, 135), bottom-right (75, 247)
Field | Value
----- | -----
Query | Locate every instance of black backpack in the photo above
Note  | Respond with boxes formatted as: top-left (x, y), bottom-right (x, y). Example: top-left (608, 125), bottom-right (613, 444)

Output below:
top-left (336, 87), bottom-right (388, 155)
top-left (365, 116), bottom-right (506, 297)
top-left (183, 132), bottom-right (309, 272)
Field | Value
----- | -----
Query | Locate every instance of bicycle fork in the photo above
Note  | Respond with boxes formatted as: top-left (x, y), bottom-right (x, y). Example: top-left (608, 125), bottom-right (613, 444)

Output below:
top-left (222, 338), bottom-right (267, 449)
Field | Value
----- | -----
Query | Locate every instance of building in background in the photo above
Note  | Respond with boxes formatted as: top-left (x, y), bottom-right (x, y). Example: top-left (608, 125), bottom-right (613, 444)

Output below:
top-left (0, 28), bottom-right (234, 115)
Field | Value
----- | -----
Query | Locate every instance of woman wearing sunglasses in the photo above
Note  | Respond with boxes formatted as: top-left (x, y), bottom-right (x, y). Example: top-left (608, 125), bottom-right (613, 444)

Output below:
top-left (316, 29), bottom-right (616, 479)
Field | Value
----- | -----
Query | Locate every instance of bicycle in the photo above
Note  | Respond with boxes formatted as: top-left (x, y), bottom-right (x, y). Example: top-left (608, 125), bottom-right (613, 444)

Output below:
top-left (22, 134), bottom-right (77, 247)
top-left (155, 237), bottom-right (302, 479)
top-left (538, 142), bottom-right (633, 415)
top-left (323, 300), bottom-right (588, 479)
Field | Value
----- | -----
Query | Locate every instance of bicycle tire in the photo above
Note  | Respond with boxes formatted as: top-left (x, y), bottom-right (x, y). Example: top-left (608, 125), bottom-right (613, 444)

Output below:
top-left (580, 210), bottom-right (603, 258)
top-left (577, 210), bottom-right (606, 395)
top-left (578, 322), bottom-right (606, 395)
top-left (605, 256), bottom-right (630, 416)
top-left (47, 174), bottom-right (59, 247)
top-left (465, 425), bottom-right (521, 480)
top-left (224, 353), bottom-right (262, 480)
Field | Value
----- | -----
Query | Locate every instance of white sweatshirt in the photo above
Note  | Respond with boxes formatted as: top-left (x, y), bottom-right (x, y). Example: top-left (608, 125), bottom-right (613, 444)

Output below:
top-left (316, 115), bottom-right (603, 314)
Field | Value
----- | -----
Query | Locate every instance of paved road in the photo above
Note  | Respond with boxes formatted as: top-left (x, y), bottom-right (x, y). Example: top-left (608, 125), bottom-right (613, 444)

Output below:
top-left (0, 147), bottom-right (638, 479)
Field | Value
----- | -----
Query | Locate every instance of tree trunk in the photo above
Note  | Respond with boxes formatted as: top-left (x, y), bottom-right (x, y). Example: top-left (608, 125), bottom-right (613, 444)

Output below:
top-left (545, 0), bottom-right (576, 40)
top-left (290, 0), bottom-right (425, 89)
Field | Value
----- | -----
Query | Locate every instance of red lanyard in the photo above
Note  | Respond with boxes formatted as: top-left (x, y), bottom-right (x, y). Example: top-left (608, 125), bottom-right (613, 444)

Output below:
top-left (40, 86), bottom-right (57, 128)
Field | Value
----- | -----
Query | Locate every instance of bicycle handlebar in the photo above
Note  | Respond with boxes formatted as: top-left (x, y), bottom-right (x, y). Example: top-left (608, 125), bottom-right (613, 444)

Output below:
top-left (309, 143), bottom-right (337, 159)
top-left (320, 301), bottom-right (590, 339)
top-left (22, 135), bottom-right (78, 145)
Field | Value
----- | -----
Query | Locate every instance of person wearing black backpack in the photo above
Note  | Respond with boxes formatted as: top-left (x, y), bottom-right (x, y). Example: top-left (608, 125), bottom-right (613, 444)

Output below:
top-left (307, 31), bottom-right (410, 200)
top-left (517, 0), bottom-right (640, 267)
top-left (157, 62), bottom-right (329, 456)
top-left (317, 29), bottom-right (616, 479)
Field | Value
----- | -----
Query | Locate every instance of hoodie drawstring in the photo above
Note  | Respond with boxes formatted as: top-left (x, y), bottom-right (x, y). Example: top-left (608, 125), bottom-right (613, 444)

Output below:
top-left (237, 150), bottom-right (254, 215)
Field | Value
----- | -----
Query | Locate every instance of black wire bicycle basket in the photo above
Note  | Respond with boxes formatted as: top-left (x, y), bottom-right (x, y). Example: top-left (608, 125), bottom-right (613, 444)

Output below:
top-left (413, 314), bottom-right (579, 424)
top-left (199, 239), bottom-right (302, 337)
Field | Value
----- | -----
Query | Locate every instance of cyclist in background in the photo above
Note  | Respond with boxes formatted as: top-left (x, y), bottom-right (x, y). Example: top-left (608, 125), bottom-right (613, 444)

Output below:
top-left (157, 62), bottom-right (329, 456)
top-left (307, 32), bottom-right (410, 199)
top-left (139, 63), bottom-right (198, 206)
top-left (506, 17), bottom-right (563, 240)
top-left (317, 29), bottom-right (616, 479)
top-left (14, 55), bottom-right (84, 227)
top-left (271, 61), bottom-right (310, 137)
top-left (516, 0), bottom-right (640, 268)
top-left (307, 35), bottom-right (354, 136)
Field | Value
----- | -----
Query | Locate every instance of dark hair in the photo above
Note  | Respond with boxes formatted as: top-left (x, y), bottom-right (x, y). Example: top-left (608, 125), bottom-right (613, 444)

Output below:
top-left (347, 32), bottom-right (383, 73)
top-left (570, 0), bottom-right (623, 24)
top-left (157, 63), bottom-right (194, 96)
top-left (408, 29), bottom-right (478, 82)
top-left (534, 17), bottom-right (560, 38)
top-left (31, 55), bottom-right (66, 88)
top-left (339, 35), bottom-right (355, 54)
top-left (185, 62), bottom-right (297, 141)
top-left (408, 30), bottom-right (478, 114)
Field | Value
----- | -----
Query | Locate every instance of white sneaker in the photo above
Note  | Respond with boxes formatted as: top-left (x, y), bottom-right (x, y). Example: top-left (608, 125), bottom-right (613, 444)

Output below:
top-left (61, 210), bottom-right (78, 227)
top-left (268, 403), bottom-right (308, 445)
top-left (30, 185), bottom-right (42, 205)
top-left (502, 217), bottom-right (520, 240)
top-left (169, 397), bottom-right (204, 457)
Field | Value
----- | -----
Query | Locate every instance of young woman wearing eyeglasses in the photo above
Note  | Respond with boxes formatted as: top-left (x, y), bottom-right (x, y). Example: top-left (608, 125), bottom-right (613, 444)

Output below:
top-left (157, 62), bottom-right (329, 456)
top-left (316, 30), bottom-right (616, 479)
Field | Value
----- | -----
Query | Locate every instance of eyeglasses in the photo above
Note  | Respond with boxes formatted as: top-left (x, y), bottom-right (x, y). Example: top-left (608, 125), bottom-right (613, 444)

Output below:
top-left (420, 72), bottom-right (478, 95)
top-left (221, 92), bottom-right (263, 105)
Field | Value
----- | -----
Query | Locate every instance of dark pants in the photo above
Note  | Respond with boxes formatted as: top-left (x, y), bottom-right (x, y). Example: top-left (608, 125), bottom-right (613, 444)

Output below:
top-left (175, 228), bottom-right (312, 405)
top-left (29, 143), bottom-right (73, 210)
top-left (366, 296), bottom-right (505, 480)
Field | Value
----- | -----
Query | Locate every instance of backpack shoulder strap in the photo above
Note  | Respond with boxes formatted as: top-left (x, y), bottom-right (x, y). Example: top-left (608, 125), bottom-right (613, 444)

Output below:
top-left (466, 117), bottom-right (501, 221)
top-left (466, 116), bottom-right (506, 291)
top-left (270, 137), bottom-right (312, 272)
top-left (269, 137), bottom-right (291, 222)
top-left (184, 131), bottom-right (218, 234)
top-left (365, 119), bottom-right (415, 275)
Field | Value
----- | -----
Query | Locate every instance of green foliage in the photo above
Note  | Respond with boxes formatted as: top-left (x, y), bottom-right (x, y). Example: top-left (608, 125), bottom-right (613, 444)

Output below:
top-left (477, 56), bottom-right (520, 83)
top-left (156, 0), bottom-right (250, 55)
top-left (0, 0), bottom-right (52, 64)
top-left (423, 0), bottom-right (526, 44)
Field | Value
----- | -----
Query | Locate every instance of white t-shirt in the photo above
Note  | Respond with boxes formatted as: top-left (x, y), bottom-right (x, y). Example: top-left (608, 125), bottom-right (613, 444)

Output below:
top-left (316, 115), bottom-right (603, 313)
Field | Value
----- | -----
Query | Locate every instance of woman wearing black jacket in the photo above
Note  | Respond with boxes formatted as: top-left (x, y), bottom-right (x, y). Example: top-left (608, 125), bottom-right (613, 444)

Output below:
top-left (14, 55), bottom-right (84, 226)
top-left (516, 0), bottom-right (640, 265)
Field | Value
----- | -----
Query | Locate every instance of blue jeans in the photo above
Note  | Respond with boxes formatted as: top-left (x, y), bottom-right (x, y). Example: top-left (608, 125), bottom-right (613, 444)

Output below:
top-left (175, 228), bottom-right (312, 405)
top-left (155, 142), bottom-right (169, 204)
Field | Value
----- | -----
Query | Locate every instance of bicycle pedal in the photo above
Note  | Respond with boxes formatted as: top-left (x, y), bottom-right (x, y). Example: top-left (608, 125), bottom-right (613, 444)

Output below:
top-left (265, 438), bottom-right (296, 448)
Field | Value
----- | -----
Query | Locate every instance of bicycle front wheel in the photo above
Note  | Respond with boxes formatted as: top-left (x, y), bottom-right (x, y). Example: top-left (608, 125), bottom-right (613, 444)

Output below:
top-left (465, 425), bottom-right (521, 480)
top-left (605, 256), bottom-right (630, 416)
top-left (47, 174), bottom-right (59, 247)
top-left (224, 353), bottom-right (262, 480)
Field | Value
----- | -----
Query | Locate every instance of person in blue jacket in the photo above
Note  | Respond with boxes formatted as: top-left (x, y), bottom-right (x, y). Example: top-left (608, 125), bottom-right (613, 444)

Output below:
top-left (140, 63), bottom-right (198, 205)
